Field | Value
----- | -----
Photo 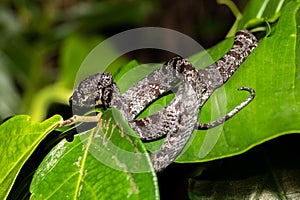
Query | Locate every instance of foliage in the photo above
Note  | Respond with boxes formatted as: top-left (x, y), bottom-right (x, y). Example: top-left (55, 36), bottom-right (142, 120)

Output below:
top-left (0, 0), bottom-right (156, 121)
top-left (0, 115), bottom-right (62, 199)
top-left (0, 0), bottom-right (300, 199)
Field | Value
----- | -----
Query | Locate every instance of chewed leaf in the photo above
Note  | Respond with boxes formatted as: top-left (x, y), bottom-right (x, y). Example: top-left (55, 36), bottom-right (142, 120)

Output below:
top-left (30, 109), bottom-right (159, 200)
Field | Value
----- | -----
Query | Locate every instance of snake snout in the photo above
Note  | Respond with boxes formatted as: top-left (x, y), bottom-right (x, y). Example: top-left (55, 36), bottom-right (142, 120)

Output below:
top-left (69, 72), bottom-right (115, 114)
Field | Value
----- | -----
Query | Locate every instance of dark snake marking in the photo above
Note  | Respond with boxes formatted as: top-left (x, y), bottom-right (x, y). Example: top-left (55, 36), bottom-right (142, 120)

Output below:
top-left (70, 30), bottom-right (258, 172)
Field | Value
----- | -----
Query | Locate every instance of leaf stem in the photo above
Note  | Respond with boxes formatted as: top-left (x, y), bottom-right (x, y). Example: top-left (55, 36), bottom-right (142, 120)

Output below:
top-left (217, 0), bottom-right (242, 37)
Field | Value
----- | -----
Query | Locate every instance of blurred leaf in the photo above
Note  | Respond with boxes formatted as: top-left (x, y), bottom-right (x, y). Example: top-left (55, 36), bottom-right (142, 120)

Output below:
top-left (27, 32), bottom-right (131, 121)
top-left (28, 85), bottom-right (72, 121)
top-left (57, 1), bottom-right (157, 34)
top-left (0, 0), bottom-right (157, 119)
top-left (188, 134), bottom-right (300, 199)
top-left (0, 7), bottom-right (22, 38)
top-left (0, 115), bottom-right (62, 200)
top-left (59, 34), bottom-right (103, 89)
top-left (30, 109), bottom-right (159, 199)
top-left (189, 168), bottom-right (300, 199)
top-left (0, 51), bottom-right (21, 119)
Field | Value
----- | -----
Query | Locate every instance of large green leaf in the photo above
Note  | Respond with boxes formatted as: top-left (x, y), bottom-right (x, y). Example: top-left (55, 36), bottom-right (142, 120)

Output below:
top-left (30, 109), bottom-right (159, 200)
top-left (0, 115), bottom-right (62, 199)
top-left (176, 1), bottom-right (300, 162)
top-left (29, 1), bottom-right (300, 199)
top-left (112, 1), bottom-right (300, 163)
top-left (58, 34), bottom-right (103, 89)
top-left (104, 1), bottom-right (300, 164)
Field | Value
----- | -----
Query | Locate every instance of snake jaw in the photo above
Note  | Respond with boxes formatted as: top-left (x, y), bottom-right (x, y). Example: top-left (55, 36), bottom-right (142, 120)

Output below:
top-left (69, 72), bottom-right (115, 112)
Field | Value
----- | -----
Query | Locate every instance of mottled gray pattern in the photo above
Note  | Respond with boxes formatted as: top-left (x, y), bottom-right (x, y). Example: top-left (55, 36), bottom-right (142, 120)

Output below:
top-left (70, 30), bottom-right (258, 172)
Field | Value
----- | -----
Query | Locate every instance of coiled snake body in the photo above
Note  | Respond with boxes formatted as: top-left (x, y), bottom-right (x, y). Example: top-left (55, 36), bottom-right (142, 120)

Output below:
top-left (68, 30), bottom-right (258, 172)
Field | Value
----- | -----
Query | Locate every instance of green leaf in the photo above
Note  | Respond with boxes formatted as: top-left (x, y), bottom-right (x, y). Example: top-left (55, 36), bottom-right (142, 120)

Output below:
top-left (30, 109), bottom-right (159, 200)
top-left (221, 0), bottom-right (290, 36)
top-left (28, 34), bottom-right (103, 121)
top-left (104, 1), bottom-right (300, 164)
top-left (176, 1), bottom-right (300, 163)
top-left (0, 52), bottom-right (21, 119)
top-left (28, 85), bottom-right (72, 121)
top-left (29, 1), bottom-right (300, 198)
top-left (238, 0), bottom-right (289, 30)
top-left (0, 115), bottom-right (62, 200)
top-left (114, 60), bottom-right (151, 93)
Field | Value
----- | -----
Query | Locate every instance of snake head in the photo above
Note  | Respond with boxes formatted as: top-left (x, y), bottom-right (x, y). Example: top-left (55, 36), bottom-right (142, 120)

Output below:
top-left (69, 72), bottom-right (115, 112)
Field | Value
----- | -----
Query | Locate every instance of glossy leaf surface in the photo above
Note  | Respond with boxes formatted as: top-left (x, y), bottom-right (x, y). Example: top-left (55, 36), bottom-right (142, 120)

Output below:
top-left (30, 109), bottom-right (159, 200)
top-left (0, 115), bottom-right (61, 199)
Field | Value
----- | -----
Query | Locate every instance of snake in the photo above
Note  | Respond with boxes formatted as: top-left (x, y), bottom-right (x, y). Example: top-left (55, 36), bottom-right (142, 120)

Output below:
top-left (68, 30), bottom-right (258, 172)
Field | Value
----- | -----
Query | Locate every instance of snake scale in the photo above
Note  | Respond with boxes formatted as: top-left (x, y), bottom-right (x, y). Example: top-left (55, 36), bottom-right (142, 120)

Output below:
top-left (68, 30), bottom-right (258, 172)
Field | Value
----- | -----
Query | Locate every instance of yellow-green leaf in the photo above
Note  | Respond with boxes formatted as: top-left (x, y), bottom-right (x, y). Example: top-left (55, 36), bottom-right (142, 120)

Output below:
top-left (0, 115), bottom-right (62, 199)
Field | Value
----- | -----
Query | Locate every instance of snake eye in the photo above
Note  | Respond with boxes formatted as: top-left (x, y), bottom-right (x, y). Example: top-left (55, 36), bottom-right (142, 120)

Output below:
top-left (100, 72), bottom-right (113, 87)
top-left (167, 57), bottom-right (183, 69)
